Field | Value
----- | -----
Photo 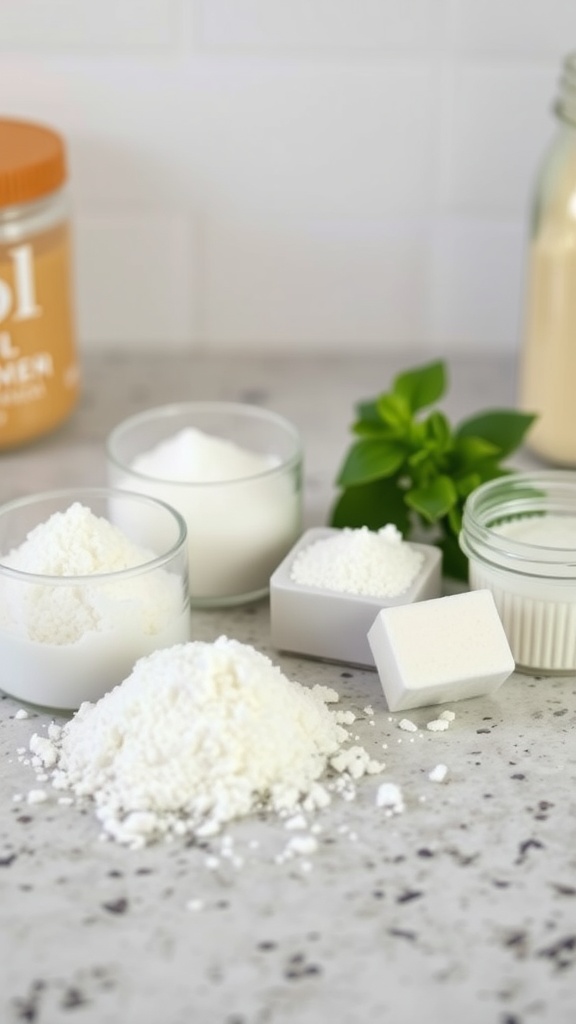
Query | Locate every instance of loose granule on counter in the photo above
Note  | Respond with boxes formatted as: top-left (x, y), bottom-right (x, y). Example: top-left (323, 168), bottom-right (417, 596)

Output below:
top-left (375, 781), bottom-right (405, 815)
top-left (398, 718), bottom-right (418, 732)
top-left (428, 764), bottom-right (448, 782)
top-left (427, 719), bottom-right (450, 732)
top-left (27, 789), bottom-right (47, 804)
top-left (290, 524), bottom-right (424, 597)
top-left (14, 709), bottom-right (29, 720)
top-left (26, 636), bottom-right (384, 849)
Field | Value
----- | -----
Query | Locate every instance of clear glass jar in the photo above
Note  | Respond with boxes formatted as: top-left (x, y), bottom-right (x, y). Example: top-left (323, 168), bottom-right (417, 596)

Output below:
top-left (519, 53), bottom-right (576, 465)
top-left (107, 402), bottom-right (303, 607)
top-left (0, 118), bottom-right (80, 449)
top-left (0, 487), bottom-right (190, 709)
top-left (460, 471), bottom-right (576, 676)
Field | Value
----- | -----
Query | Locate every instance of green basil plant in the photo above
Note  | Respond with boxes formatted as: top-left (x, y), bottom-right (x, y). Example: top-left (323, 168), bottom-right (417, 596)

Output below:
top-left (330, 360), bottom-right (536, 581)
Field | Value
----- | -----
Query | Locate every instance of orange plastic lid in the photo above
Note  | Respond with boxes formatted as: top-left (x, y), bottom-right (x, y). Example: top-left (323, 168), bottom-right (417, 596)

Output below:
top-left (0, 118), bottom-right (67, 208)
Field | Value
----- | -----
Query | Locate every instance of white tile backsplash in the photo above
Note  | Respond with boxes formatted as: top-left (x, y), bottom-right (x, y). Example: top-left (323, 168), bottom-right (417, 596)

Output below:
top-left (204, 216), bottom-right (433, 351)
top-left (445, 65), bottom-right (557, 216)
top-left (430, 218), bottom-right (527, 351)
top-left (199, 0), bottom-right (449, 54)
top-left (0, 1), bottom-right (571, 353)
top-left (452, 0), bottom-right (576, 58)
top-left (75, 216), bottom-right (198, 348)
top-left (195, 61), bottom-right (440, 220)
top-left (0, 0), bottom-right (184, 52)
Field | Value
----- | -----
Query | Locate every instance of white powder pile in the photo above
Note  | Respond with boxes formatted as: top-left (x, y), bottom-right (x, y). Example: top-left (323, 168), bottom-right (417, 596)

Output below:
top-left (131, 427), bottom-right (277, 482)
top-left (290, 525), bottom-right (424, 597)
top-left (0, 502), bottom-right (180, 644)
top-left (119, 427), bottom-right (299, 602)
top-left (29, 636), bottom-right (384, 848)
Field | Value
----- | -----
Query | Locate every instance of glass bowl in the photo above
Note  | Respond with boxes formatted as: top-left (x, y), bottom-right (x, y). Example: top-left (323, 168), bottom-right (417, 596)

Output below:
top-left (106, 401), bottom-right (303, 607)
top-left (0, 487), bottom-right (190, 709)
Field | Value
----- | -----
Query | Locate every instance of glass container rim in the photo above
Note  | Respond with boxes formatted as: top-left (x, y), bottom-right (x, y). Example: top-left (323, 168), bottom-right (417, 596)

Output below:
top-left (0, 485), bottom-right (188, 585)
top-left (555, 50), bottom-right (576, 127)
top-left (460, 470), bottom-right (576, 577)
top-left (106, 400), bottom-right (303, 487)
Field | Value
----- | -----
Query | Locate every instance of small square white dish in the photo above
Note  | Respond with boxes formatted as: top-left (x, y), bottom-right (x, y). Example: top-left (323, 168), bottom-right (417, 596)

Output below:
top-left (269, 527), bottom-right (442, 667)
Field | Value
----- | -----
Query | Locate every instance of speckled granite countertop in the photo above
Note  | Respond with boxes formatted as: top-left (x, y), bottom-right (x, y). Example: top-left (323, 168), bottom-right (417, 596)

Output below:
top-left (1, 353), bottom-right (576, 1024)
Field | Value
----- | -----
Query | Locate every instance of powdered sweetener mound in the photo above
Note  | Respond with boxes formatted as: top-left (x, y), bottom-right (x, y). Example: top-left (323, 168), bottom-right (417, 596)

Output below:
top-left (0, 502), bottom-right (181, 644)
top-left (291, 524), bottom-right (424, 597)
top-left (130, 426), bottom-right (277, 483)
top-left (32, 636), bottom-right (383, 847)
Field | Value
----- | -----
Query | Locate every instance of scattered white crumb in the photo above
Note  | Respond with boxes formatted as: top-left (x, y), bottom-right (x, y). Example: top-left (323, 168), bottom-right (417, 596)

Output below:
top-left (204, 856), bottom-right (220, 871)
top-left (286, 835), bottom-right (318, 856)
top-left (311, 684), bottom-right (340, 703)
top-left (398, 718), bottom-right (418, 732)
top-left (284, 814), bottom-right (307, 831)
top-left (186, 899), bottom-right (204, 911)
top-left (363, 706), bottom-right (374, 716)
top-left (335, 710), bottom-right (356, 725)
top-left (375, 782), bottom-right (405, 814)
top-left (428, 764), bottom-right (448, 782)
top-left (27, 789), bottom-right (48, 804)
top-left (427, 719), bottom-right (450, 732)
top-left (439, 710), bottom-right (456, 722)
top-left (14, 709), bottom-right (29, 720)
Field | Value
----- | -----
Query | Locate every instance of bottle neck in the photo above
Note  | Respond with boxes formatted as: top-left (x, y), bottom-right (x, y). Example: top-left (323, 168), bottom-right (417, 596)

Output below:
top-left (555, 52), bottom-right (576, 128)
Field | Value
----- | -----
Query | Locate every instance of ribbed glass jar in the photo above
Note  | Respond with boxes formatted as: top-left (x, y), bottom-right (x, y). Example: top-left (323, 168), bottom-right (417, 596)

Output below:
top-left (460, 471), bottom-right (576, 676)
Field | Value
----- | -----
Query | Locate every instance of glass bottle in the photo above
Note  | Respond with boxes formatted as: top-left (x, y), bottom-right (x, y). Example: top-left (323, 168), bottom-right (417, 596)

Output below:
top-left (0, 118), bottom-right (80, 450)
top-left (519, 52), bottom-right (576, 465)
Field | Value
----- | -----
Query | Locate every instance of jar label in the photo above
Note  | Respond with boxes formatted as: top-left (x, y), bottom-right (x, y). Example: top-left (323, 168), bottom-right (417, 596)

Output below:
top-left (0, 224), bottom-right (79, 448)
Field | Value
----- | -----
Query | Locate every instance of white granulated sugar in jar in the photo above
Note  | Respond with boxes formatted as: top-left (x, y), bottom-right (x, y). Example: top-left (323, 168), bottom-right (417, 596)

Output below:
top-left (123, 427), bottom-right (299, 603)
top-left (131, 427), bottom-right (277, 482)
top-left (290, 524), bottom-right (424, 597)
top-left (29, 636), bottom-right (384, 848)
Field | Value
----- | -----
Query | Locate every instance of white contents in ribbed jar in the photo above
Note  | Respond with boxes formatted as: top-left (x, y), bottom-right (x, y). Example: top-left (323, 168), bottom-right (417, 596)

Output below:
top-left (470, 514), bottom-right (576, 675)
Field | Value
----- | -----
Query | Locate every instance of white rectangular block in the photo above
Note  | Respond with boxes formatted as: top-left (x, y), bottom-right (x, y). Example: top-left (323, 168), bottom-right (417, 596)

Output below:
top-left (367, 589), bottom-right (515, 712)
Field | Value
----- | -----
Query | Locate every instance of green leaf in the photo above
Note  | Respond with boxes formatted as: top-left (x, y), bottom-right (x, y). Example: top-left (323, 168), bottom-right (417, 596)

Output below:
top-left (336, 439), bottom-right (405, 487)
top-left (439, 533), bottom-right (469, 582)
top-left (375, 393), bottom-right (412, 432)
top-left (329, 357), bottom-right (539, 581)
top-left (456, 410), bottom-right (537, 457)
top-left (453, 472), bottom-right (482, 498)
top-left (352, 420), bottom-right (394, 439)
top-left (424, 410), bottom-right (452, 450)
top-left (330, 478), bottom-right (411, 534)
top-left (393, 360), bottom-right (446, 414)
top-left (405, 475), bottom-right (458, 523)
top-left (354, 398), bottom-right (382, 426)
top-left (452, 434), bottom-right (500, 466)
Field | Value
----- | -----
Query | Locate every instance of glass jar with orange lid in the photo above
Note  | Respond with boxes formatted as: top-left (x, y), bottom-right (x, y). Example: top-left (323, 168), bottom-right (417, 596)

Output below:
top-left (0, 118), bottom-right (80, 449)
